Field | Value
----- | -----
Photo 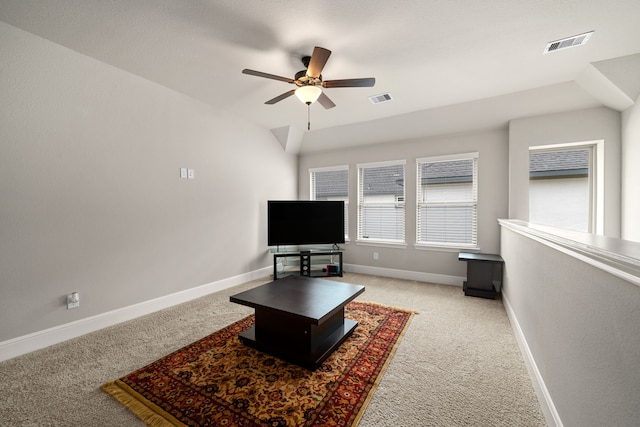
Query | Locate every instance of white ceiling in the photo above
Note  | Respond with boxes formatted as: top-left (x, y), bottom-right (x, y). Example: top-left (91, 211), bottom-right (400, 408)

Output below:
top-left (2, 0), bottom-right (640, 152)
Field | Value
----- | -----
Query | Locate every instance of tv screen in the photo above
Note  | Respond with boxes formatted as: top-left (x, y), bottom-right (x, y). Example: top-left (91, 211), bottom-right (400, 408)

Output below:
top-left (268, 200), bottom-right (345, 246)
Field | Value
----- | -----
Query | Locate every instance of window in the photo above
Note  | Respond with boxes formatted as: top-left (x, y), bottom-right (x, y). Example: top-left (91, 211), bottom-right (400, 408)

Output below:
top-left (528, 142), bottom-right (602, 233)
top-left (357, 160), bottom-right (406, 244)
top-left (416, 153), bottom-right (478, 248)
top-left (310, 166), bottom-right (349, 241)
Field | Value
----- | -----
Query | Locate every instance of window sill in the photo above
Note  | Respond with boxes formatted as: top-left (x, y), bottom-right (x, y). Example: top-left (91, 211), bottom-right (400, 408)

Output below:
top-left (414, 243), bottom-right (480, 253)
top-left (355, 240), bottom-right (407, 249)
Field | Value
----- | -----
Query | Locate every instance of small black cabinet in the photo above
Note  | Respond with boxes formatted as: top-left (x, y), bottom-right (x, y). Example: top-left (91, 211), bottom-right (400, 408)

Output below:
top-left (458, 252), bottom-right (504, 299)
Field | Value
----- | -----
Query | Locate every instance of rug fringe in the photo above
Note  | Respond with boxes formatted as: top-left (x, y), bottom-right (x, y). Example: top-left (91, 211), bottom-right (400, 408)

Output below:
top-left (102, 380), bottom-right (185, 427)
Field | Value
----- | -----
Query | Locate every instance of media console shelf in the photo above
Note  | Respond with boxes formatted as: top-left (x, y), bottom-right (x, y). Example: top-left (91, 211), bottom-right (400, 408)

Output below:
top-left (272, 249), bottom-right (343, 280)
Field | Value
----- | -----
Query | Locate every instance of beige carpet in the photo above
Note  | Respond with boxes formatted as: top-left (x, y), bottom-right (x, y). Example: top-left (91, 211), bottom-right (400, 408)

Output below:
top-left (0, 273), bottom-right (546, 426)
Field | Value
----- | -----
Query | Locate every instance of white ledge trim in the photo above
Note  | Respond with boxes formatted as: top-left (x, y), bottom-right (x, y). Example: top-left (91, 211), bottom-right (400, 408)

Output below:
top-left (498, 219), bottom-right (640, 287)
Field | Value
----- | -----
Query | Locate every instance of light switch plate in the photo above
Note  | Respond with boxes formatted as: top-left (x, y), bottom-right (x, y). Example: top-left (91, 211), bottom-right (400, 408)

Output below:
top-left (180, 168), bottom-right (188, 178)
top-left (187, 169), bottom-right (194, 179)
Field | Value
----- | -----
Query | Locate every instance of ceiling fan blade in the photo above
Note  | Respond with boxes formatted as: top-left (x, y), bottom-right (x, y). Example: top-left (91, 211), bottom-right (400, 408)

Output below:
top-left (242, 69), bottom-right (294, 83)
top-left (322, 77), bottom-right (375, 88)
top-left (317, 92), bottom-right (336, 109)
top-left (306, 47), bottom-right (332, 79)
top-left (265, 89), bottom-right (296, 104)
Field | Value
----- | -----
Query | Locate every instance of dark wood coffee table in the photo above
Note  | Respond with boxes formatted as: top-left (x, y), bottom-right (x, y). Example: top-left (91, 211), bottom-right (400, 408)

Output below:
top-left (229, 275), bottom-right (365, 370)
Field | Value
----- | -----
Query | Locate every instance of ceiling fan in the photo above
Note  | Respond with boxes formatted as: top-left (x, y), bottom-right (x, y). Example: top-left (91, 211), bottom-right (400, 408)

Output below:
top-left (242, 46), bottom-right (375, 110)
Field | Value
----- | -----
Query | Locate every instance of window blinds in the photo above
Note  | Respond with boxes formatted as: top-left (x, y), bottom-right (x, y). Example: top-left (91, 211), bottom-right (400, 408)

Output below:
top-left (357, 160), bottom-right (406, 243)
top-left (416, 154), bottom-right (478, 247)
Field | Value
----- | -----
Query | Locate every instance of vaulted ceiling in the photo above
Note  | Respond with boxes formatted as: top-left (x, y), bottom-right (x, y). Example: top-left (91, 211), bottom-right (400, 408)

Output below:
top-left (2, 0), bottom-right (639, 152)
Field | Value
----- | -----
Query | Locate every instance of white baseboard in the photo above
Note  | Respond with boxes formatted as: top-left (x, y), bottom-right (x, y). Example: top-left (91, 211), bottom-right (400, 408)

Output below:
top-left (0, 267), bottom-right (271, 363)
top-left (502, 293), bottom-right (563, 427)
top-left (344, 263), bottom-right (464, 286)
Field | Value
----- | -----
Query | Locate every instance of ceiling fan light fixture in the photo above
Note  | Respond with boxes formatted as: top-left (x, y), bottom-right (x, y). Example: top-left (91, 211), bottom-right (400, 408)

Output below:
top-left (295, 85), bottom-right (322, 104)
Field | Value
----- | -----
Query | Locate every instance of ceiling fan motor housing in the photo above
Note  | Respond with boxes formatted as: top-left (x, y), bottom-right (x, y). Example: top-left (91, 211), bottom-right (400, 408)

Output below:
top-left (295, 69), bottom-right (322, 87)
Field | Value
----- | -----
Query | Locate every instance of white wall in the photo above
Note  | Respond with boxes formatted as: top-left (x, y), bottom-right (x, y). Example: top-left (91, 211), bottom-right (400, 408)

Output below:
top-left (621, 94), bottom-right (640, 242)
top-left (508, 107), bottom-right (621, 237)
top-left (0, 23), bottom-right (297, 342)
top-left (299, 129), bottom-right (509, 282)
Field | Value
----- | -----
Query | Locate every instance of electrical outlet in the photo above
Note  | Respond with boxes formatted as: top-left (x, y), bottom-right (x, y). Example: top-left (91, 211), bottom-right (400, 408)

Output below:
top-left (373, 252), bottom-right (379, 260)
top-left (67, 292), bottom-right (79, 309)
top-left (187, 168), bottom-right (194, 179)
top-left (180, 168), bottom-right (188, 178)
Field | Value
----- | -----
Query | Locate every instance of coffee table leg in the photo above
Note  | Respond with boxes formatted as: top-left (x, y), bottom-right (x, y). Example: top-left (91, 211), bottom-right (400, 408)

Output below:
top-left (238, 307), bottom-right (357, 370)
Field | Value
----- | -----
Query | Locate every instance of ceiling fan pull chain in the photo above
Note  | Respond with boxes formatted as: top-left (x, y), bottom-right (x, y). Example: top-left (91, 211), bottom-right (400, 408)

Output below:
top-left (307, 104), bottom-right (311, 130)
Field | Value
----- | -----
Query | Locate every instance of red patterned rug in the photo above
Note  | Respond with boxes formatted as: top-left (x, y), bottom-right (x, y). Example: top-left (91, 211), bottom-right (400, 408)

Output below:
top-left (102, 301), bottom-right (415, 427)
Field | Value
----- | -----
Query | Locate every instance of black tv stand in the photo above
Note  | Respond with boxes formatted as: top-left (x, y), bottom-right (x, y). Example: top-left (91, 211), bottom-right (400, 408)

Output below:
top-left (272, 248), bottom-right (343, 280)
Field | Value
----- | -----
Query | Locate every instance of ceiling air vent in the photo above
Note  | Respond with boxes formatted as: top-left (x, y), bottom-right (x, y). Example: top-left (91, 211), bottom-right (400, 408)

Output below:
top-left (544, 31), bottom-right (594, 54)
top-left (369, 93), bottom-right (393, 104)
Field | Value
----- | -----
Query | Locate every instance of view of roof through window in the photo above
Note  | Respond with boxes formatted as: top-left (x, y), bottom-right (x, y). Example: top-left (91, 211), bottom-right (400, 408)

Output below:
top-left (529, 149), bottom-right (589, 179)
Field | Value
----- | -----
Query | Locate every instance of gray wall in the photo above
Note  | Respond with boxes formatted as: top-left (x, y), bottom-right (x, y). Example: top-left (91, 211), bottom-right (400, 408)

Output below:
top-left (508, 107), bottom-right (621, 237)
top-left (0, 23), bottom-right (297, 342)
top-left (503, 105), bottom-right (639, 426)
top-left (298, 129), bottom-right (509, 280)
top-left (501, 225), bottom-right (640, 426)
top-left (622, 94), bottom-right (640, 242)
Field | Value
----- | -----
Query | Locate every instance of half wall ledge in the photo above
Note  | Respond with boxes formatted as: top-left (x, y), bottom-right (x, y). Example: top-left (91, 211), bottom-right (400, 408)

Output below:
top-left (497, 219), bottom-right (640, 287)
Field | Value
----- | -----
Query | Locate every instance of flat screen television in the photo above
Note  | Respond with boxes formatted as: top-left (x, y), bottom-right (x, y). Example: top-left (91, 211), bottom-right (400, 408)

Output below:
top-left (267, 200), bottom-right (345, 246)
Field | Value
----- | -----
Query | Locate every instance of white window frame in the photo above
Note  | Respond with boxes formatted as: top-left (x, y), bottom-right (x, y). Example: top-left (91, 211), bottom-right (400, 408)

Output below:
top-left (310, 165), bottom-right (349, 242)
top-left (528, 140), bottom-right (603, 234)
top-left (415, 152), bottom-right (479, 250)
top-left (356, 160), bottom-right (406, 246)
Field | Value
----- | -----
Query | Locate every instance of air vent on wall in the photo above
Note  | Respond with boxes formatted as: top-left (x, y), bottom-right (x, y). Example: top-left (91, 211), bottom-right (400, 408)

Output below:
top-left (544, 31), bottom-right (594, 54)
top-left (369, 93), bottom-right (393, 104)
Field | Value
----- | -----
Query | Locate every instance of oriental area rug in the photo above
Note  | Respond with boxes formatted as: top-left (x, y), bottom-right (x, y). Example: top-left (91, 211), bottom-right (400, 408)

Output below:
top-left (102, 301), bottom-right (415, 427)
